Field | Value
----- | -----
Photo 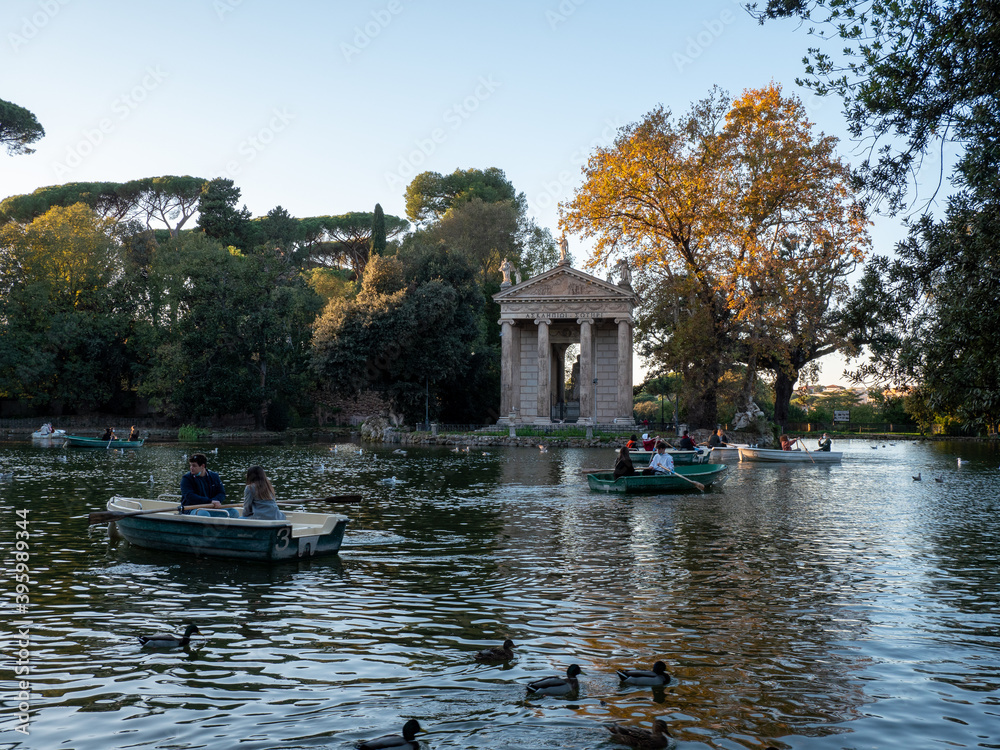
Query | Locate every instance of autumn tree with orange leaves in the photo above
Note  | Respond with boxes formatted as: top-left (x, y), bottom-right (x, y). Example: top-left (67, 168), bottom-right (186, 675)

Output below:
top-left (561, 84), bottom-right (870, 427)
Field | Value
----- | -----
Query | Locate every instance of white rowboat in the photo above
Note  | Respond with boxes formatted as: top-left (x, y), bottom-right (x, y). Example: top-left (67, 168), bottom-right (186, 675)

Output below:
top-left (738, 446), bottom-right (842, 463)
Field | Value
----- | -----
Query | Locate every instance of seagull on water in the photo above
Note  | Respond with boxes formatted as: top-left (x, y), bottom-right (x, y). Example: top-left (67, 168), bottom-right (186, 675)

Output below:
top-left (912, 472), bottom-right (921, 481)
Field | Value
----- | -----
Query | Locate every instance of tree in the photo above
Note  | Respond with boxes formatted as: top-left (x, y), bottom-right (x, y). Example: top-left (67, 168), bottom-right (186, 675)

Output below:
top-left (748, 0), bottom-right (1000, 209)
top-left (369, 203), bottom-right (387, 255)
top-left (197, 178), bottom-right (254, 249)
top-left (0, 204), bottom-right (134, 410)
top-left (306, 212), bottom-right (408, 277)
top-left (138, 234), bottom-right (322, 426)
top-left (561, 84), bottom-right (869, 426)
top-left (404, 167), bottom-right (524, 224)
top-left (312, 245), bottom-right (492, 422)
top-left (753, 1), bottom-right (1000, 430)
top-left (0, 98), bottom-right (44, 156)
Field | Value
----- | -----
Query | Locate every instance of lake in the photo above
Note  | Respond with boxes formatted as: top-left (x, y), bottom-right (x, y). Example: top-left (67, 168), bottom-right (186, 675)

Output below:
top-left (1, 438), bottom-right (998, 749)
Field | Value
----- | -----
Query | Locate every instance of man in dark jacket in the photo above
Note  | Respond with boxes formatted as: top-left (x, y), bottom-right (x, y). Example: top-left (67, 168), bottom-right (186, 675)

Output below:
top-left (678, 430), bottom-right (697, 451)
top-left (180, 454), bottom-right (229, 514)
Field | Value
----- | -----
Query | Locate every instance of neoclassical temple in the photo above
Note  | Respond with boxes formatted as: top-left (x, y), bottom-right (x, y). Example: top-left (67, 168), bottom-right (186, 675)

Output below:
top-left (493, 245), bottom-right (637, 425)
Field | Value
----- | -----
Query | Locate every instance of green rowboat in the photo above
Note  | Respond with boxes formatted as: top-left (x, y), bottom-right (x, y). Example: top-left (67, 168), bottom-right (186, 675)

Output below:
top-left (64, 434), bottom-right (145, 449)
top-left (588, 464), bottom-right (728, 493)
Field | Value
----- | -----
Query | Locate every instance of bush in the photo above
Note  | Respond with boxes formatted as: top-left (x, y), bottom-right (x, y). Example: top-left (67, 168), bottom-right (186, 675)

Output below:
top-left (178, 424), bottom-right (209, 441)
top-left (265, 401), bottom-right (291, 432)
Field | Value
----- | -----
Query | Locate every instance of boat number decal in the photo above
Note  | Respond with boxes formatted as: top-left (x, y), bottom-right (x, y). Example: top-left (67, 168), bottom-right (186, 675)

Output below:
top-left (276, 527), bottom-right (290, 550)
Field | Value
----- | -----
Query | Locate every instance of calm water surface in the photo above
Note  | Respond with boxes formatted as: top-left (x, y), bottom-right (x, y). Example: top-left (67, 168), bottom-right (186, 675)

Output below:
top-left (1, 438), bottom-right (998, 749)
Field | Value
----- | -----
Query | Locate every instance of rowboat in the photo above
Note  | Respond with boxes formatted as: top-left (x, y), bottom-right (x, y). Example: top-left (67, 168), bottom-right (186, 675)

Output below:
top-left (618, 448), bottom-right (709, 465)
top-left (738, 446), bottom-right (842, 463)
top-left (708, 443), bottom-right (749, 459)
top-left (104, 496), bottom-right (349, 560)
top-left (588, 464), bottom-right (728, 493)
top-left (31, 426), bottom-right (66, 439)
top-left (64, 434), bottom-right (145, 449)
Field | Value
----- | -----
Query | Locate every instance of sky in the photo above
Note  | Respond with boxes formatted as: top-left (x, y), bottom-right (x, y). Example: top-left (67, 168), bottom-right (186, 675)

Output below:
top-left (2, 0), bottom-right (923, 387)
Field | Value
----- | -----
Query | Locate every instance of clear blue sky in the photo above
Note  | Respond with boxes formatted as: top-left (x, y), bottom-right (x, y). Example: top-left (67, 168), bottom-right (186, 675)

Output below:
top-left (2, 0), bottom-right (923, 386)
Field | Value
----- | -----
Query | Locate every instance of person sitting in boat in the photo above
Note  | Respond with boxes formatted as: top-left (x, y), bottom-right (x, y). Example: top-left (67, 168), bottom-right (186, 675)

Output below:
top-left (641, 433), bottom-right (658, 451)
top-left (181, 453), bottom-right (235, 517)
top-left (626, 434), bottom-right (639, 451)
top-left (644, 441), bottom-right (675, 475)
top-left (817, 433), bottom-right (832, 452)
top-left (780, 434), bottom-right (799, 451)
top-left (706, 428), bottom-right (729, 448)
top-left (614, 446), bottom-right (637, 479)
top-left (677, 430), bottom-right (697, 451)
top-left (101, 427), bottom-right (116, 441)
top-left (128, 425), bottom-right (140, 441)
top-left (242, 465), bottom-right (286, 520)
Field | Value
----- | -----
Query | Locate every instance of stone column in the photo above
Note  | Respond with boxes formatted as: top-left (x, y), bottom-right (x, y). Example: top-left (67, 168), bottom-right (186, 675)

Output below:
top-left (577, 318), bottom-right (594, 424)
top-left (510, 323), bottom-right (521, 421)
top-left (499, 320), bottom-right (514, 422)
top-left (534, 319), bottom-right (551, 424)
top-left (615, 317), bottom-right (634, 424)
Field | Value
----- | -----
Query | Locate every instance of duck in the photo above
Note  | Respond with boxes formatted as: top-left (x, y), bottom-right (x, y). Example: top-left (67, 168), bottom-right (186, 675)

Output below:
top-left (474, 638), bottom-right (516, 662)
top-left (451, 446), bottom-right (460, 453)
top-left (210, 447), bottom-right (218, 454)
top-left (138, 623), bottom-right (201, 648)
top-left (379, 476), bottom-right (398, 485)
top-left (934, 475), bottom-right (944, 483)
top-left (604, 719), bottom-right (672, 749)
top-left (957, 457), bottom-right (968, 466)
top-left (538, 444), bottom-right (548, 453)
top-left (393, 449), bottom-right (407, 455)
top-left (526, 664), bottom-right (582, 695)
top-left (331, 445), bottom-right (338, 453)
top-left (912, 472), bottom-right (921, 481)
top-left (615, 660), bottom-right (671, 686)
top-left (357, 719), bottom-right (423, 750)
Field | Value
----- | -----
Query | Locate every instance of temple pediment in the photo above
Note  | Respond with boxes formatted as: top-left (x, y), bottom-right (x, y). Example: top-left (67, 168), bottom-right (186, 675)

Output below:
top-left (493, 265), bottom-right (636, 303)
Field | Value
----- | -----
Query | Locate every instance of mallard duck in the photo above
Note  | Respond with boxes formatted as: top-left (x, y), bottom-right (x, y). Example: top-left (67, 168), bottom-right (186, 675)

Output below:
top-left (616, 660), bottom-right (671, 686)
top-left (526, 664), bottom-right (582, 695)
top-left (605, 719), bottom-right (672, 749)
top-left (138, 623), bottom-right (200, 648)
top-left (357, 719), bottom-right (423, 750)
top-left (474, 638), bottom-right (515, 662)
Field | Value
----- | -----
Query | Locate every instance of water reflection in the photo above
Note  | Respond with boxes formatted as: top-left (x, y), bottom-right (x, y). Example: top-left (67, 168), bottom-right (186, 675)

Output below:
top-left (0, 439), bottom-right (998, 749)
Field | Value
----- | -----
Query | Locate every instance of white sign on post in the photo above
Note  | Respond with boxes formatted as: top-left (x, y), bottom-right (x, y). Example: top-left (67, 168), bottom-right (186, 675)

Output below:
top-left (833, 410), bottom-right (850, 422)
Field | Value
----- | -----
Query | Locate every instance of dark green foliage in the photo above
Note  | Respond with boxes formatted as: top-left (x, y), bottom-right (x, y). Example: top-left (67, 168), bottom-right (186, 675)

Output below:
top-left (369, 203), bottom-right (387, 255)
top-left (312, 244), bottom-right (495, 423)
top-left (404, 167), bottom-right (524, 224)
top-left (197, 178), bottom-right (255, 249)
top-left (0, 98), bottom-right (44, 155)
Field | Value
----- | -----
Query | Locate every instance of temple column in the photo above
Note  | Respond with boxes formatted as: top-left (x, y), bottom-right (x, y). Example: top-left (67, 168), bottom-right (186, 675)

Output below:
top-left (499, 320), bottom-right (514, 422)
top-left (615, 317), bottom-right (634, 424)
top-left (577, 318), bottom-right (594, 424)
top-left (534, 319), bottom-right (551, 424)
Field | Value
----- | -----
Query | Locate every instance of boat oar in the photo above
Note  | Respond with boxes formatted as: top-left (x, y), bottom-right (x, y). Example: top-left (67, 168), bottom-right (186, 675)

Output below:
top-left (800, 438), bottom-right (817, 465)
top-left (279, 494), bottom-right (363, 505)
top-left (665, 469), bottom-right (705, 492)
top-left (88, 502), bottom-right (241, 525)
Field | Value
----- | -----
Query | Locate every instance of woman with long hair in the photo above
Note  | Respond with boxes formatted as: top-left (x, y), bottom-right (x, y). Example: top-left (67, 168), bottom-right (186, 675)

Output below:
top-left (242, 465), bottom-right (286, 520)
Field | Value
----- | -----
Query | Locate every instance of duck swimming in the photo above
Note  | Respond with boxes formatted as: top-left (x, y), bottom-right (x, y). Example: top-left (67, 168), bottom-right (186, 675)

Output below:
top-left (474, 638), bottom-right (515, 662)
top-left (357, 719), bottom-right (423, 750)
top-left (526, 663), bottom-right (582, 695)
top-left (138, 623), bottom-right (200, 649)
top-left (615, 660), bottom-right (671, 686)
top-left (604, 719), bottom-right (672, 749)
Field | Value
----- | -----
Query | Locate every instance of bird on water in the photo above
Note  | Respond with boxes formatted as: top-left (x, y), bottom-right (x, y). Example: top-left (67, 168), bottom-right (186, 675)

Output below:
top-left (357, 719), bottom-right (424, 750)
top-left (474, 638), bottom-right (516, 662)
top-left (138, 623), bottom-right (200, 649)
top-left (604, 719), bottom-right (672, 749)
top-left (615, 660), bottom-right (672, 686)
top-left (526, 664), bottom-right (583, 695)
